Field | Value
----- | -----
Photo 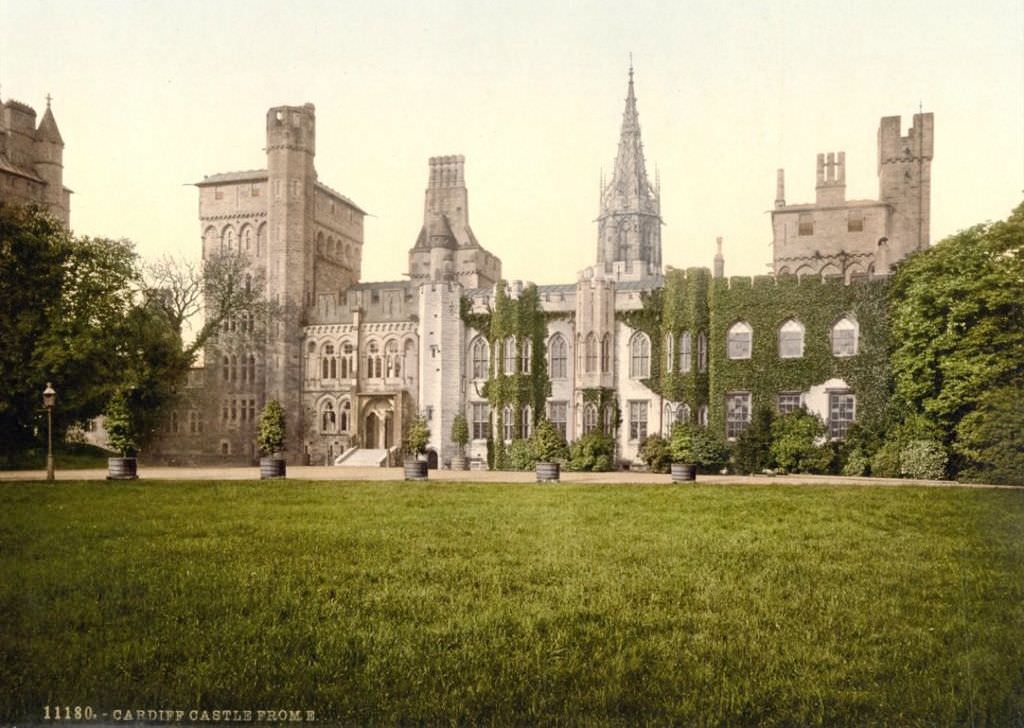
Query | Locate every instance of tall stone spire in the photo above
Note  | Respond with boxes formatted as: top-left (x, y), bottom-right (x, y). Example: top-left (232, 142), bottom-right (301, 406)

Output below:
top-left (595, 64), bottom-right (662, 283)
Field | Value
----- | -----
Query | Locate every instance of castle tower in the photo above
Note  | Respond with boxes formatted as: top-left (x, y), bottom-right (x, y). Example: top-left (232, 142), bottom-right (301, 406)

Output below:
top-left (408, 155), bottom-right (501, 287)
top-left (595, 65), bottom-right (662, 282)
top-left (265, 103), bottom-right (317, 452)
top-left (33, 98), bottom-right (68, 226)
top-left (878, 113), bottom-right (933, 261)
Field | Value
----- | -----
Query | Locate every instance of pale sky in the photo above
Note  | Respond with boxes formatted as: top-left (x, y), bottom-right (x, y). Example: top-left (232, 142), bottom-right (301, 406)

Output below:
top-left (2, 0), bottom-right (1022, 283)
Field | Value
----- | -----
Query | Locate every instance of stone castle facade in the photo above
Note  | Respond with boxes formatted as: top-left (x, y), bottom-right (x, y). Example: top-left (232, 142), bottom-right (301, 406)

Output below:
top-left (0, 93), bottom-right (69, 226)
top-left (155, 70), bottom-right (932, 468)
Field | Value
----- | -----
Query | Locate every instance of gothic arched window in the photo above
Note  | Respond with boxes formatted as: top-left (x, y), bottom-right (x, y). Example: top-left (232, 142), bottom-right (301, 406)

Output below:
top-left (629, 333), bottom-right (650, 378)
top-left (778, 319), bottom-right (805, 359)
top-left (585, 333), bottom-right (597, 373)
top-left (679, 331), bottom-right (692, 373)
top-left (521, 405), bottom-right (532, 439)
top-left (322, 343), bottom-right (337, 379)
top-left (665, 333), bottom-right (675, 372)
top-left (520, 338), bottom-right (532, 374)
top-left (471, 337), bottom-right (489, 380)
top-left (503, 337), bottom-right (516, 375)
top-left (339, 400), bottom-right (351, 433)
top-left (697, 331), bottom-right (708, 372)
top-left (320, 401), bottom-right (337, 433)
top-left (502, 405), bottom-right (514, 442)
top-left (384, 339), bottom-right (400, 378)
top-left (601, 334), bottom-right (611, 373)
top-left (548, 335), bottom-right (567, 379)
top-left (583, 403), bottom-right (598, 434)
top-left (832, 316), bottom-right (859, 357)
top-left (727, 322), bottom-right (752, 360)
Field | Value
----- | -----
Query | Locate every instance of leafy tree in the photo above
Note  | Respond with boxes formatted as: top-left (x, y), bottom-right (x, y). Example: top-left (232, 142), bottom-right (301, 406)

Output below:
top-left (770, 410), bottom-right (832, 474)
top-left (0, 204), bottom-right (140, 459)
top-left (257, 400), bottom-right (286, 456)
top-left (889, 201), bottom-right (1024, 477)
top-left (505, 439), bottom-right (535, 470)
top-left (406, 415), bottom-right (431, 458)
top-left (954, 384), bottom-right (1024, 485)
top-left (450, 413), bottom-right (469, 455)
top-left (732, 405), bottom-right (775, 474)
top-left (669, 424), bottom-right (729, 473)
top-left (531, 418), bottom-right (569, 464)
top-left (638, 434), bottom-right (672, 474)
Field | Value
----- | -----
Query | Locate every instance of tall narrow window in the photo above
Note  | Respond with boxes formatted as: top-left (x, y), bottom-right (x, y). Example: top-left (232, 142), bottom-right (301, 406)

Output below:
top-left (503, 336), bottom-right (516, 375)
top-left (697, 332), bottom-right (707, 373)
top-left (583, 404), bottom-right (598, 434)
top-left (828, 391), bottom-right (856, 439)
top-left (321, 401), bottom-right (336, 433)
top-left (339, 400), bottom-right (351, 432)
top-left (629, 333), bottom-right (650, 378)
top-left (521, 406), bottom-right (532, 439)
top-left (832, 316), bottom-right (859, 357)
top-left (628, 400), bottom-right (648, 441)
top-left (679, 331), bottom-right (692, 373)
top-left (664, 333), bottom-right (674, 373)
top-left (471, 337), bottom-right (489, 380)
top-left (502, 405), bottom-right (514, 442)
top-left (548, 335), bottom-right (567, 379)
top-left (585, 334), bottom-right (597, 373)
top-left (798, 213), bottom-right (814, 236)
top-left (322, 344), bottom-right (336, 379)
top-left (600, 334), bottom-right (611, 373)
top-left (778, 319), bottom-right (805, 359)
top-left (549, 401), bottom-right (568, 439)
top-left (520, 338), bottom-right (532, 375)
top-left (725, 392), bottom-right (752, 439)
top-left (384, 340), bottom-right (400, 378)
top-left (472, 402), bottom-right (491, 440)
top-left (727, 322), bottom-right (752, 360)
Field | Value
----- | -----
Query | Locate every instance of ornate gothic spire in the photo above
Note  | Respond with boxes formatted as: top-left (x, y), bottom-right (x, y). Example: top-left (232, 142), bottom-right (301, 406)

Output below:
top-left (603, 64), bottom-right (656, 211)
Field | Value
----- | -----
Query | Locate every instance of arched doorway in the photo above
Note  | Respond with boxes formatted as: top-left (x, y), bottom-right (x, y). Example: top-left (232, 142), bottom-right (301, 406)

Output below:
top-left (426, 448), bottom-right (438, 470)
top-left (365, 412), bottom-right (380, 448)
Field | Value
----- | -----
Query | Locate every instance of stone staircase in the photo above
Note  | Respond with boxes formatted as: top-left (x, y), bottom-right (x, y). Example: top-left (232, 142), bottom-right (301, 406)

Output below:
top-left (334, 448), bottom-right (390, 467)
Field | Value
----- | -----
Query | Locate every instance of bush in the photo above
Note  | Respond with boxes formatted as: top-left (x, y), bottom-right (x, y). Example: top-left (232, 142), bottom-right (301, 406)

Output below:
top-left (770, 410), bottom-right (831, 474)
top-left (638, 434), bottom-right (672, 473)
top-left (732, 405), bottom-right (774, 475)
top-left (567, 431), bottom-right (616, 472)
top-left (899, 439), bottom-right (948, 480)
top-left (257, 400), bottom-right (286, 456)
top-left (104, 391), bottom-right (137, 457)
top-left (531, 419), bottom-right (569, 463)
top-left (504, 439), bottom-right (535, 471)
top-left (669, 424), bottom-right (730, 474)
top-left (406, 415), bottom-right (431, 457)
top-left (870, 439), bottom-right (902, 478)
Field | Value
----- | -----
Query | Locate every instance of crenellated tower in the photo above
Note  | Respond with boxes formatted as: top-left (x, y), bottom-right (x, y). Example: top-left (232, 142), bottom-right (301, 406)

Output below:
top-left (0, 94), bottom-right (69, 226)
top-left (594, 65), bottom-right (662, 283)
top-left (878, 113), bottom-right (933, 262)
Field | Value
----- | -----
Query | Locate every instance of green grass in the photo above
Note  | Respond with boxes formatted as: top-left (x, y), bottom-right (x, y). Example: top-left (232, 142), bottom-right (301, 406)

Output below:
top-left (0, 441), bottom-right (109, 470)
top-left (1, 481), bottom-right (1022, 726)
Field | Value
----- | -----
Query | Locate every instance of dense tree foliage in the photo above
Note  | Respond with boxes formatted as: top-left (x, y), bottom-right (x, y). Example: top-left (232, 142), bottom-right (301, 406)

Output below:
top-left (889, 201), bottom-right (1024, 483)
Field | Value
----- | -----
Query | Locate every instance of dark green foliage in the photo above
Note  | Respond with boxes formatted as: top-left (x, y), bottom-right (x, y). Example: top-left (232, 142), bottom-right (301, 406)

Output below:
top-left (567, 431), bottom-right (616, 471)
top-left (732, 404), bottom-right (775, 474)
top-left (769, 410), bottom-right (832, 474)
top-left (103, 390), bottom-right (136, 457)
top-left (4, 481), bottom-right (1023, 726)
top-left (954, 384), bottom-right (1024, 485)
top-left (504, 439), bottom-right (535, 471)
top-left (638, 434), bottom-right (672, 473)
top-left (405, 415), bottom-right (431, 456)
top-left (669, 424), bottom-right (729, 473)
top-left (450, 413), bottom-right (469, 453)
top-left (531, 418), bottom-right (569, 463)
top-left (899, 439), bottom-right (949, 480)
top-left (256, 400), bottom-right (286, 456)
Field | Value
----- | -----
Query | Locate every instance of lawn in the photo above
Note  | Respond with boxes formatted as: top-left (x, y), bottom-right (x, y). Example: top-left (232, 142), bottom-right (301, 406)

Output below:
top-left (1, 480), bottom-right (1022, 726)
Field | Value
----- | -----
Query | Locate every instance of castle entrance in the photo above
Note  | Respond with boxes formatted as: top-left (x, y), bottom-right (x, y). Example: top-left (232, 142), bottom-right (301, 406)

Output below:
top-left (362, 398), bottom-right (396, 450)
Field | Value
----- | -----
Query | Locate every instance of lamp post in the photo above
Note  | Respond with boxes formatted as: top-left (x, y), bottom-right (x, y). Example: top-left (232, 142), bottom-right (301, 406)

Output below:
top-left (43, 383), bottom-right (56, 481)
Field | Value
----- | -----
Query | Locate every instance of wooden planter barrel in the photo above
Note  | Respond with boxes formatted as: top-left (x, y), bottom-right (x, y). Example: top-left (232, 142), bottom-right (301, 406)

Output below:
top-left (404, 460), bottom-right (429, 481)
top-left (536, 461), bottom-right (560, 483)
top-left (450, 455), bottom-right (468, 471)
top-left (260, 457), bottom-right (286, 480)
top-left (670, 462), bottom-right (697, 483)
top-left (107, 457), bottom-right (138, 480)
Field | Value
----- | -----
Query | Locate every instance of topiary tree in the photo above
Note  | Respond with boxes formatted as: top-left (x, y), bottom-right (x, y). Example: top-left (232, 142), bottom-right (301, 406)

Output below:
top-left (406, 415), bottom-right (431, 459)
top-left (104, 389), bottom-right (137, 457)
top-left (670, 424), bottom-right (730, 474)
top-left (732, 404), bottom-right (775, 475)
top-left (531, 418), bottom-right (569, 464)
top-left (450, 412), bottom-right (469, 455)
top-left (638, 433), bottom-right (672, 474)
top-left (257, 400), bottom-right (286, 456)
top-left (770, 410), bottom-right (832, 474)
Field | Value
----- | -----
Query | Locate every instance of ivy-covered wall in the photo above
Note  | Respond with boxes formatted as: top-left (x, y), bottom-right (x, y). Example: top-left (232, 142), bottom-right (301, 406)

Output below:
top-left (708, 274), bottom-right (890, 434)
top-left (462, 282), bottom-right (551, 468)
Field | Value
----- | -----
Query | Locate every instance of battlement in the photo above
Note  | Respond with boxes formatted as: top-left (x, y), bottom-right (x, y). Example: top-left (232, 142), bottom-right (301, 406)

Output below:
top-left (878, 113), bottom-right (934, 170)
top-left (266, 103), bottom-right (316, 153)
top-left (428, 155), bottom-right (465, 188)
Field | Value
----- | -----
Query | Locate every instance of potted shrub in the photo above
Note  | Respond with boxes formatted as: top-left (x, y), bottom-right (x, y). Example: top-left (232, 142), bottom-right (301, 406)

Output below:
top-left (404, 415), bottom-right (430, 481)
top-left (532, 418), bottom-right (569, 482)
top-left (670, 423), bottom-right (730, 482)
top-left (104, 390), bottom-right (138, 480)
top-left (450, 412), bottom-right (470, 470)
top-left (257, 400), bottom-right (287, 479)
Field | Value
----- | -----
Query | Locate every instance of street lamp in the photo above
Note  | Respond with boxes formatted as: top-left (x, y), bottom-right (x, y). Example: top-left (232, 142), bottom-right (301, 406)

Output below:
top-left (42, 383), bottom-right (56, 482)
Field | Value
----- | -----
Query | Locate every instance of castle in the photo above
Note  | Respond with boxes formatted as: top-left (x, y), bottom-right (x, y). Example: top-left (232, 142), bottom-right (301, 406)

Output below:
top-left (0, 93), bottom-right (69, 226)
top-left (155, 70), bottom-right (933, 468)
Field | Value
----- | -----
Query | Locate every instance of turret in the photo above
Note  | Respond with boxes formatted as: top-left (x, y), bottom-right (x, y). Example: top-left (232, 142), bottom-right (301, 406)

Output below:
top-left (33, 98), bottom-right (68, 226)
top-left (878, 113), bottom-right (933, 259)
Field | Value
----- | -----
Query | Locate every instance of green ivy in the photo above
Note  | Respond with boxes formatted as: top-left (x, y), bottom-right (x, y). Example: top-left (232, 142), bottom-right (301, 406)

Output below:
top-left (462, 282), bottom-right (551, 470)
